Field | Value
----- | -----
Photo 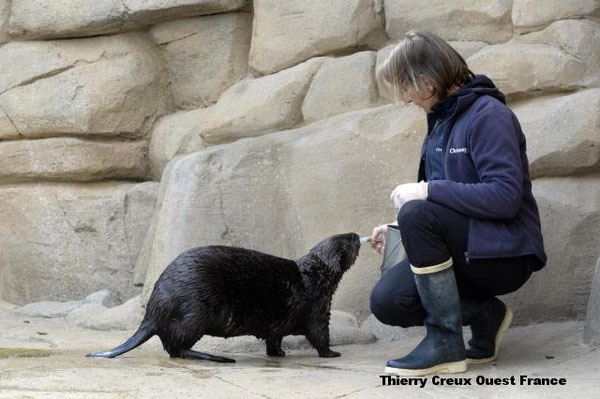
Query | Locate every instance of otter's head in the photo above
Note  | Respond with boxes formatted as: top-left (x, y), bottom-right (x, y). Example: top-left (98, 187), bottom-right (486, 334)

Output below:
top-left (307, 232), bottom-right (361, 276)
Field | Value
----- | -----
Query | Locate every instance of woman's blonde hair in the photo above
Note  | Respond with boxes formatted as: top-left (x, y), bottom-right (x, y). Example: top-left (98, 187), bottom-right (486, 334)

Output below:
top-left (377, 31), bottom-right (474, 102)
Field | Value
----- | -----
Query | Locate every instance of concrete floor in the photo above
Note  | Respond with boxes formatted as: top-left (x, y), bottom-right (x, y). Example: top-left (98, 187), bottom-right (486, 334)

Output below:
top-left (1, 302), bottom-right (598, 399)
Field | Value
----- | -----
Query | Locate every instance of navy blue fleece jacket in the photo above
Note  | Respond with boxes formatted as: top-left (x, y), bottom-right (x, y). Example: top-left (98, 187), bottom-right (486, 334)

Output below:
top-left (418, 75), bottom-right (546, 268)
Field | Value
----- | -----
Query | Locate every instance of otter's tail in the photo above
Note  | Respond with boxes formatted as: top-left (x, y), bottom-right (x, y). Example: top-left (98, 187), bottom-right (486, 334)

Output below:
top-left (86, 322), bottom-right (155, 358)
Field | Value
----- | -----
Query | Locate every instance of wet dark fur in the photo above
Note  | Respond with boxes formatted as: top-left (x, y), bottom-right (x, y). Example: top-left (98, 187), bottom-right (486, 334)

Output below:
top-left (87, 232), bottom-right (361, 362)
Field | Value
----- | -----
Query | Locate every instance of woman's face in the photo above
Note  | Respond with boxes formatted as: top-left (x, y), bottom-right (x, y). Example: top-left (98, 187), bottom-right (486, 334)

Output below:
top-left (401, 79), bottom-right (438, 113)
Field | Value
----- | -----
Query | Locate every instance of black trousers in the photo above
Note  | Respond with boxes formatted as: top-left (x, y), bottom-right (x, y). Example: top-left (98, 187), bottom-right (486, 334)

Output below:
top-left (370, 200), bottom-right (536, 328)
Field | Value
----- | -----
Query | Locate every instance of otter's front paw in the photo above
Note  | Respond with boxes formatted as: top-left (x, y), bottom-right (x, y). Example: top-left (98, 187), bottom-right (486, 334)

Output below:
top-left (267, 349), bottom-right (286, 357)
top-left (318, 349), bottom-right (341, 358)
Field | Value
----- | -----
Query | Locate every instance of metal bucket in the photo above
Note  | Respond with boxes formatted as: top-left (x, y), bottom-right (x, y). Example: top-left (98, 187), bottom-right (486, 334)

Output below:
top-left (380, 224), bottom-right (405, 275)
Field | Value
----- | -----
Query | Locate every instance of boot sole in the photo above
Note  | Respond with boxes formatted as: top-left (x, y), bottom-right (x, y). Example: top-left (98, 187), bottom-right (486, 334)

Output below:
top-left (467, 306), bottom-right (513, 364)
top-left (384, 360), bottom-right (467, 376)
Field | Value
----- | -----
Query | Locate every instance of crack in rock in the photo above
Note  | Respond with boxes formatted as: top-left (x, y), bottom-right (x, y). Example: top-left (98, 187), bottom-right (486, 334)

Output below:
top-left (212, 374), bottom-right (275, 399)
top-left (0, 50), bottom-right (108, 97)
top-left (0, 103), bottom-right (23, 137)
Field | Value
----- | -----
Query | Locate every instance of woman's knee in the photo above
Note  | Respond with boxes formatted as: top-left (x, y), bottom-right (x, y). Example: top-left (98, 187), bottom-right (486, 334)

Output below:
top-left (397, 199), bottom-right (429, 231)
top-left (370, 285), bottom-right (424, 328)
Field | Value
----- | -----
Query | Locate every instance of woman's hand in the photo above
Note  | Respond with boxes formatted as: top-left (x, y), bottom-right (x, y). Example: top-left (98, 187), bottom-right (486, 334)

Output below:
top-left (390, 181), bottom-right (429, 209)
top-left (370, 224), bottom-right (389, 255)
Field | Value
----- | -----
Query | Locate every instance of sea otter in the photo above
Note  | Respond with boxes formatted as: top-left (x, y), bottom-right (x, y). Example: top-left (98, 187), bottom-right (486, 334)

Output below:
top-left (87, 232), bottom-right (361, 362)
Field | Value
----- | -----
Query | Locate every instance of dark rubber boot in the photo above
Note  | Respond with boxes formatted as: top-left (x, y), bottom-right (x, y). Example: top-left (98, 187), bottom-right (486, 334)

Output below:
top-left (385, 263), bottom-right (467, 376)
top-left (462, 297), bottom-right (513, 364)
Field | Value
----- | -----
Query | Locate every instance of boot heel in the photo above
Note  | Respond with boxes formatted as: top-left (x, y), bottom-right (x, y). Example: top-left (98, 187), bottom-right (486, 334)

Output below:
top-left (385, 360), bottom-right (467, 376)
top-left (467, 306), bottom-right (513, 364)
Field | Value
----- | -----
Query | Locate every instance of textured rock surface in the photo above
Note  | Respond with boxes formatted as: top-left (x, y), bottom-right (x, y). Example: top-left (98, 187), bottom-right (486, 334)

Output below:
top-left (133, 176), bottom-right (171, 286)
top-left (148, 108), bottom-right (208, 179)
top-left (512, 0), bottom-right (600, 32)
top-left (0, 0), bottom-right (598, 331)
top-left (448, 41), bottom-right (488, 59)
top-left (65, 303), bottom-right (110, 326)
top-left (124, 183), bottom-right (161, 266)
top-left (66, 295), bottom-right (145, 331)
top-left (0, 138), bottom-right (149, 183)
top-left (8, 0), bottom-right (136, 39)
top-left (15, 300), bottom-right (85, 318)
top-left (468, 43), bottom-right (586, 98)
top-left (13, 290), bottom-right (117, 318)
top-left (0, 0), bottom-right (9, 44)
top-left (385, 0), bottom-right (512, 44)
top-left (1, 308), bottom-right (598, 398)
top-left (141, 104), bottom-right (426, 318)
top-left (150, 12), bottom-right (251, 110)
top-left (513, 89), bottom-right (600, 178)
top-left (250, 0), bottom-right (384, 74)
top-left (502, 177), bottom-right (600, 322)
top-left (149, 58), bottom-right (324, 178)
top-left (0, 183), bottom-right (158, 305)
top-left (584, 257), bottom-right (600, 346)
top-left (302, 51), bottom-right (379, 122)
top-left (514, 19), bottom-right (600, 88)
top-left (8, 0), bottom-right (247, 39)
top-left (0, 33), bottom-right (170, 139)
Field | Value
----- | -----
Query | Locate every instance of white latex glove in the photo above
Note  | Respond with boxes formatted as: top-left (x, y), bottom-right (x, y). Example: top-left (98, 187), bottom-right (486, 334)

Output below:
top-left (390, 181), bottom-right (429, 209)
top-left (370, 221), bottom-right (398, 255)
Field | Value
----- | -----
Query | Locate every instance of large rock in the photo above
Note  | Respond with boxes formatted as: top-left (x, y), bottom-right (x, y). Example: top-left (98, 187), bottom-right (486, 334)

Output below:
top-left (133, 177), bottom-right (172, 286)
top-left (249, 0), bottom-right (384, 74)
top-left (0, 182), bottom-right (158, 305)
top-left (9, 0), bottom-right (135, 40)
top-left (124, 183), bottom-right (161, 266)
top-left (513, 89), bottom-right (600, 178)
top-left (0, 0), bottom-right (9, 44)
top-left (584, 257), bottom-right (600, 346)
top-left (514, 19), bottom-right (600, 88)
top-left (384, 0), bottom-right (512, 44)
top-left (15, 300), bottom-right (84, 318)
top-left (125, 0), bottom-right (248, 25)
top-left (0, 137), bottom-right (149, 183)
top-left (141, 104), bottom-right (426, 319)
top-left (502, 177), bottom-right (600, 322)
top-left (375, 41), bottom-right (487, 102)
top-left (65, 295), bottom-right (145, 331)
top-left (0, 33), bottom-right (170, 139)
top-left (149, 108), bottom-right (208, 180)
top-left (467, 43), bottom-right (586, 98)
top-left (512, 0), bottom-right (600, 32)
top-left (302, 51), bottom-right (379, 123)
top-left (150, 12), bottom-right (251, 110)
top-left (8, 0), bottom-right (247, 40)
top-left (149, 58), bottom-right (324, 178)
top-left (14, 290), bottom-right (118, 318)
top-left (0, 106), bottom-right (20, 140)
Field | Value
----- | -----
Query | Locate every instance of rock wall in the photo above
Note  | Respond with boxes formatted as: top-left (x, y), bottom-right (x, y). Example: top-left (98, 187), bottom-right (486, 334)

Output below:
top-left (0, 1), bottom-right (598, 325)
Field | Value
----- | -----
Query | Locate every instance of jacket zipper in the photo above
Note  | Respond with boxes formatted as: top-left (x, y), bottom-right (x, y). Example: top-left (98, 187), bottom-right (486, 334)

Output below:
top-left (464, 218), bottom-right (471, 264)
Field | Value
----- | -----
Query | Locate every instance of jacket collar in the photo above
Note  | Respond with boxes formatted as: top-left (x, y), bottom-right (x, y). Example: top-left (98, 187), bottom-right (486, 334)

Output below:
top-left (429, 74), bottom-right (505, 120)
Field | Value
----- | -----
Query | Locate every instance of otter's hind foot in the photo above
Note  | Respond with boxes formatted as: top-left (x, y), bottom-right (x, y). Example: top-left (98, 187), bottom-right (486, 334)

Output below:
top-left (266, 336), bottom-right (285, 357)
top-left (318, 349), bottom-right (341, 358)
top-left (177, 349), bottom-right (235, 363)
top-left (267, 348), bottom-right (285, 357)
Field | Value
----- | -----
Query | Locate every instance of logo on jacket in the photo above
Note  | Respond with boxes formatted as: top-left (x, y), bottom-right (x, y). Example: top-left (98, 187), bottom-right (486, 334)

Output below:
top-left (449, 147), bottom-right (468, 154)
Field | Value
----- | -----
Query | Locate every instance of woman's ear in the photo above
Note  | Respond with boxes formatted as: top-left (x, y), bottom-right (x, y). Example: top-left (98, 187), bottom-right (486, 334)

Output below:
top-left (420, 76), bottom-right (436, 99)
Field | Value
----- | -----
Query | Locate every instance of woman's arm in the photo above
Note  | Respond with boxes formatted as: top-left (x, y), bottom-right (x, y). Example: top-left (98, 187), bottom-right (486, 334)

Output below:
top-left (427, 108), bottom-right (524, 220)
